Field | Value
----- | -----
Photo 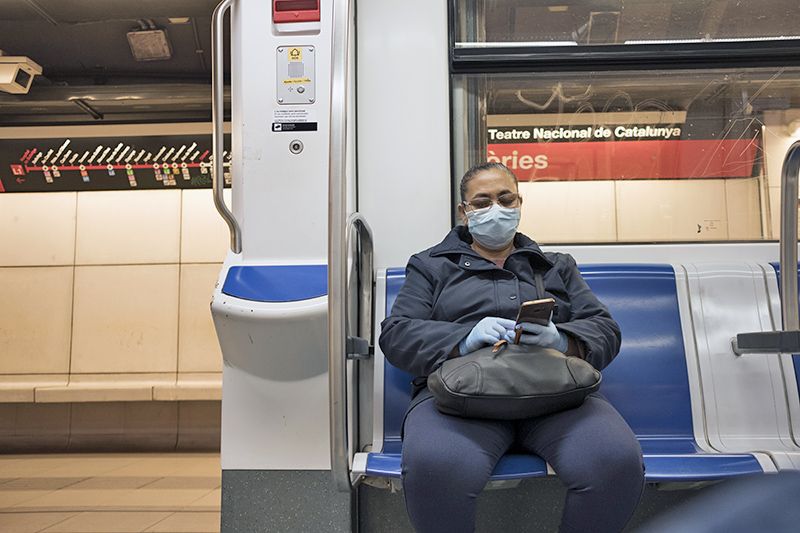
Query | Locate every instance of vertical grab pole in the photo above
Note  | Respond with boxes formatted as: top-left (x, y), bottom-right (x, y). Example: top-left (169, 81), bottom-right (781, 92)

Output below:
top-left (733, 141), bottom-right (800, 355)
top-left (328, 0), bottom-right (354, 492)
top-left (780, 141), bottom-right (800, 331)
top-left (212, 0), bottom-right (242, 253)
top-left (355, 216), bottom-right (374, 351)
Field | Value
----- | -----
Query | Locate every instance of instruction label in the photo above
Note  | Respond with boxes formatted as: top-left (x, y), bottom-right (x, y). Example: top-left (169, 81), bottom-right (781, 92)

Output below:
top-left (272, 108), bottom-right (318, 132)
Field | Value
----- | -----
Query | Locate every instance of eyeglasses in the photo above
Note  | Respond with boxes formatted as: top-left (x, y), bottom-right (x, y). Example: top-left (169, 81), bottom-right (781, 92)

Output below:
top-left (462, 192), bottom-right (521, 210)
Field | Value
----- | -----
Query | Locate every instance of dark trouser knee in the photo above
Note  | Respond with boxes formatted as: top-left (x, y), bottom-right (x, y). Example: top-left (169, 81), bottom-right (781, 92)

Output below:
top-left (567, 443), bottom-right (644, 493)
top-left (402, 447), bottom-right (491, 495)
top-left (402, 449), bottom-right (495, 533)
top-left (400, 400), bottom-right (513, 532)
top-left (558, 444), bottom-right (645, 533)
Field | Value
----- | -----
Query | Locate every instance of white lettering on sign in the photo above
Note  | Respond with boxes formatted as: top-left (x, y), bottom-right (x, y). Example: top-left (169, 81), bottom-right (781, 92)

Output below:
top-left (613, 125), bottom-right (682, 139)
top-left (487, 128), bottom-right (531, 141)
top-left (487, 150), bottom-right (549, 170)
top-left (273, 108), bottom-right (317, 123)
top-left (487, 125), bottom-right (682, 141)
top-left (533, 126), bottom-right (593, 140)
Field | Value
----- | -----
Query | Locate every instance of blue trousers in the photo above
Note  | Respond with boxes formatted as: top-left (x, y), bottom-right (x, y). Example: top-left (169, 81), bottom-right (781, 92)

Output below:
top-left (401, 393), bottom-right (645, 533)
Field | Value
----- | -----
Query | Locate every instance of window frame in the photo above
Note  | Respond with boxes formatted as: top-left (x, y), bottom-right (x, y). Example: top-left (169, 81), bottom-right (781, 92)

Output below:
top-left (448, 1), bottom-right (800, 74)
top-left (446, 0), bottom-right (799, 240)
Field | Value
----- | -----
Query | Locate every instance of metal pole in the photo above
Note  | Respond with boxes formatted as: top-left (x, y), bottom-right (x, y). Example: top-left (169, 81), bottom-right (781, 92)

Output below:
top-left (780, 141), bottom-right (800, 330)
top-left (211, 0), bottom-right (242, 254)
top-left (328, 0), bottom-right (354, 493)
top-left (349, 214), bottom-right (374, 348)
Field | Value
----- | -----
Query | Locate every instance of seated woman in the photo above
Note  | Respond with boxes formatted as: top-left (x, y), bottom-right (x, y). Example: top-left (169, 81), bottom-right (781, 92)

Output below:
top-left (379, 162), bottom-right (644, 533)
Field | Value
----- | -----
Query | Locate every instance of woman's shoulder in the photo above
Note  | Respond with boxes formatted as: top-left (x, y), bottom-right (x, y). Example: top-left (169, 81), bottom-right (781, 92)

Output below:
top-left (405, 244), bottom-right (452, 277)
top-left (408, 228), bottom-right (470, 263)
top-left (543, 250), bottom-right (577, 266)
top-left (542, 251), bottom-right (580, 277)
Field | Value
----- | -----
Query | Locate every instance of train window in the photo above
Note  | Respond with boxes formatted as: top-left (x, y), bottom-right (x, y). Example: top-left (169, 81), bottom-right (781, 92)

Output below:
top-left (453, 1), bottom-right (800, 45)
top-left (451, 67), bottom-right (800, 243)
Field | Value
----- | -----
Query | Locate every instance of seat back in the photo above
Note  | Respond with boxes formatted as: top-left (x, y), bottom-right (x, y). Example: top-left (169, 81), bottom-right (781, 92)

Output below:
top-left (382, 268), bottom-right (416, 453)
top-left (584, 265), bottom-right (694, 451)
top-left (381, 264), bottom-right (695, 453)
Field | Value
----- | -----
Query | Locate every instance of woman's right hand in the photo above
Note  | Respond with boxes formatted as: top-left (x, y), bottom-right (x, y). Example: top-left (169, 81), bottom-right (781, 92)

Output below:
top-left (458, 317), bottom-right (516, 355)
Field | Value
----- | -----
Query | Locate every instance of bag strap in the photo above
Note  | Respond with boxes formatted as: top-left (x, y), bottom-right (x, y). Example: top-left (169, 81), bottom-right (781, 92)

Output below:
top-left (515, 273), bottom-right (547, 345)
top-left (516, 272), bottom-right (546, 344)
top-left (534, 272), bottom-right (545, 299)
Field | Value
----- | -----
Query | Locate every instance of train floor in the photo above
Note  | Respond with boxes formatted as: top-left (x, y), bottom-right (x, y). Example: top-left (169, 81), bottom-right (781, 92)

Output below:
top-left (0, 453), bottom-right (220, 533)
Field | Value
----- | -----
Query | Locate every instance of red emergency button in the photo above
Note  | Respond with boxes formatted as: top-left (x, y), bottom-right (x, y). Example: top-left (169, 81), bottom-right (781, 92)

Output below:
top-left (273, 0), bottom-right (320, 23)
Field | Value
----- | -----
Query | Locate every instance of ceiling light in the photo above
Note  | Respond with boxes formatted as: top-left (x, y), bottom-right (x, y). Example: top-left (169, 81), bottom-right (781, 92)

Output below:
top-left (127, 29), bottom-right (173, 61)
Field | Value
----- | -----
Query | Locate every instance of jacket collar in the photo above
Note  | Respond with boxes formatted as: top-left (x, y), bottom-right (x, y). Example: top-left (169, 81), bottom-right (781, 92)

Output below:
top-left (429, 225), bottom-right (553, 268)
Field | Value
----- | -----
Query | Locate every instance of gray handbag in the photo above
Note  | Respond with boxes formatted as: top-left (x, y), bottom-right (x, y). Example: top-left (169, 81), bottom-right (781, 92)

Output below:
top-left (427, 340), bottom-right (601, 420)
top-left (427, 272), bottom-right (601, 420)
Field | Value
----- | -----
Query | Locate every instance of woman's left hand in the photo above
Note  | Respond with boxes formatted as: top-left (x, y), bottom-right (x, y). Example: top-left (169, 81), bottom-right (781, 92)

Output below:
top-left (511, 321), bottom-right (569, 352)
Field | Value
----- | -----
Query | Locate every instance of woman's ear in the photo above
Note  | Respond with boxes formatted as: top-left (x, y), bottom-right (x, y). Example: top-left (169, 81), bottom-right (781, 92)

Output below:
top-left (457, 203), bottom-right (468, 225)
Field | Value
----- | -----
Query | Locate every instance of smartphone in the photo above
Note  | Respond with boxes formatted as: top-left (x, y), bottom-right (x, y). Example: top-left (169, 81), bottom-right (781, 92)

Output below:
top-left (515, 298), bottom-right (556, 327)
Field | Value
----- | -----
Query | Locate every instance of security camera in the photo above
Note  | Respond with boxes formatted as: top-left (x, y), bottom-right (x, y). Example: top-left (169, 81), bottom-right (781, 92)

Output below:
top-left (0, 56), bottom-right (42, 94)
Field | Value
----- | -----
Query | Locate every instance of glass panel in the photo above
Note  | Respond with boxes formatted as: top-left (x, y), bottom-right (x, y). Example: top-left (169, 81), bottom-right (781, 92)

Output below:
top-left (454, 1), bottom-right (800, 46)
top-left (452, 67), bottom-right (800, 243)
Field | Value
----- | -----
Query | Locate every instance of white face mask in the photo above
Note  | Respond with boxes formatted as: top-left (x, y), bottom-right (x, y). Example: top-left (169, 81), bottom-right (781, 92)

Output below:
top-left (465, 204), bottom-right (521, 250)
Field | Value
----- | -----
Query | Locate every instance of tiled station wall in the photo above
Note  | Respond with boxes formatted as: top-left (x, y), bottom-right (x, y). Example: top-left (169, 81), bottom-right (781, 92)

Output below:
top-left (764, 110), bottom-right (800, 238)
top-left (0, 123), bottom-right (231, 432)
top-left (0, 188), bottom-right (229, 393)
top-left (519, 177), bottom-right (763, 243)
top-left (519, 111), bottom-right (800, 243)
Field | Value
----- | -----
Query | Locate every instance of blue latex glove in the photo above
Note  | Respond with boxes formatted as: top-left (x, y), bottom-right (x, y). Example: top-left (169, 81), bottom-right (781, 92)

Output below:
top-left (459, 317), bottom-right (516, 355)
top-left (513, 321), bottom-right (569, 352)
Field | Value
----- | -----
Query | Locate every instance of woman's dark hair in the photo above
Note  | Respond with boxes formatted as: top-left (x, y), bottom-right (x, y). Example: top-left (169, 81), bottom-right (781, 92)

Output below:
top-left (459, 162), bottom-right (518, 201)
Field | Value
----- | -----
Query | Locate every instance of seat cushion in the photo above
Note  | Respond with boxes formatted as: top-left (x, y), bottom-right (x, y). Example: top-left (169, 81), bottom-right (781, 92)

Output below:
top-left (365, 444), bottom-right (763, 483)
top-left (366, 452), bottom-right (548, 481)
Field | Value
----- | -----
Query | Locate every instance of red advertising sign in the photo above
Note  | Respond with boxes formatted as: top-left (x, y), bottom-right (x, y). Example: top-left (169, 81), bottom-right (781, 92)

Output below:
top-left (486, 124), bottom-right (759, 181)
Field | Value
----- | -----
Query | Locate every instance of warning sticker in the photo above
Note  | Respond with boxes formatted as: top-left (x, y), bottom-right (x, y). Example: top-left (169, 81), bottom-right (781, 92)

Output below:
top-left (272, 123), bottom-right (317, 132)
top-left (288, 47), bottom-right (303, 61)
top-left (273, 108), bottom-right (316, 123)
top-left (272, 108), bottom-right (318, 132)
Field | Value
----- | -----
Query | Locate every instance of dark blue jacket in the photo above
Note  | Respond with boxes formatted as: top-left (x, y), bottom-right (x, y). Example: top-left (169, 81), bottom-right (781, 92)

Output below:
top-left (379, 226), bottom-right (621, 384)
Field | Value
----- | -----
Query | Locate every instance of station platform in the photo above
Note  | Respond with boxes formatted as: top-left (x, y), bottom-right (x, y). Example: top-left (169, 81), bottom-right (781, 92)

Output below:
top-left (0, 453), bottom-right (220, 533)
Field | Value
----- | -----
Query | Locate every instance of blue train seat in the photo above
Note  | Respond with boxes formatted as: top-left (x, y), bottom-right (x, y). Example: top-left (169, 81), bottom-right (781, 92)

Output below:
top-left (364, 264), bottom-right (764, 483)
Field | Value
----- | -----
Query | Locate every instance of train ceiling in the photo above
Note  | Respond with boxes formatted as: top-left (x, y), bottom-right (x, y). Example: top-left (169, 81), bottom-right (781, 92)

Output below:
top-left (0, 1), bottom-right (799, 125)
top-left (0, 0), bottom-right (221, 82)
top-left (0, 0), bottom-right (222, 124)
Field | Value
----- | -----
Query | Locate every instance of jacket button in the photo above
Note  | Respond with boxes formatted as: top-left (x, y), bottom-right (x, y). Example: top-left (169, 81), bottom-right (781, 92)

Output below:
top-left (464, 261), bottom-right (471, 267)
top-left (509, 295), bottom-right (517, 300)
